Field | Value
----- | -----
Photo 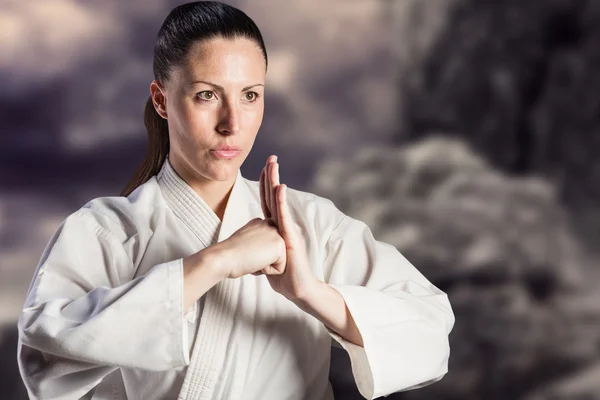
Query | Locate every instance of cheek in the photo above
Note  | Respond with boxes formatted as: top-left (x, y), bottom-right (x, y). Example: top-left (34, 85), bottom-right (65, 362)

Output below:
top-left (187, 111), bottom-right (212, 136)
top-left (244, 106), bottom-right (264, 131)
top-left (181, 101), bottom-right (207, 127)
top-left (175, 104), bottom-right (214, 141)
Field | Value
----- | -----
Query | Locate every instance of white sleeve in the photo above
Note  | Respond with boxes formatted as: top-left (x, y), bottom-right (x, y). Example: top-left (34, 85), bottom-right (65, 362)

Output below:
top-left (17, 208), bottom-right (189, 400)
top-left (322, 213), bottom-right (455, 400)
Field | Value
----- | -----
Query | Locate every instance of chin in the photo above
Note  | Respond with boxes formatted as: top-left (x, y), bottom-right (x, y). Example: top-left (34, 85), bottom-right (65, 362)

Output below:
top-left (207, 161), bottom-right (240, 182)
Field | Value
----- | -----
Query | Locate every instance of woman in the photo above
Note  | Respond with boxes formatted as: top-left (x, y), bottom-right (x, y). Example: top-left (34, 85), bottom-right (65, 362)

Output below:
top-left (17, 2), bottom-right (454, 399)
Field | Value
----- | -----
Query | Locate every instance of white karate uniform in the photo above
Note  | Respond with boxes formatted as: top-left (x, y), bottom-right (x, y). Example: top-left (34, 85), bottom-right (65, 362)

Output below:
top-left (17, 158), bottom-right (454, 400)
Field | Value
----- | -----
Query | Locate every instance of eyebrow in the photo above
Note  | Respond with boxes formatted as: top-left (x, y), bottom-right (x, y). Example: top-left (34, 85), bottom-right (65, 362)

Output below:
top-left (191, 80), bottom-right (264, 92)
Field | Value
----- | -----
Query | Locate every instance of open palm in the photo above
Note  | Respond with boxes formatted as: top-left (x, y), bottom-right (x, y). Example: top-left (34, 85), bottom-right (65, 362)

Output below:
top-left (258, 155), bottom-right (317, 302)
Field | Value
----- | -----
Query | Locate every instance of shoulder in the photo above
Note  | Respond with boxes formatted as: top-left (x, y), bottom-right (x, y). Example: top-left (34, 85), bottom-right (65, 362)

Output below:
top-left (66, 177), bottom-right (167, 243)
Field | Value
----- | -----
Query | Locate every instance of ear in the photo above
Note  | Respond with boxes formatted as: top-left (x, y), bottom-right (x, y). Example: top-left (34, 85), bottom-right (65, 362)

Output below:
top-left (149, 80), bottom-right (168, 119)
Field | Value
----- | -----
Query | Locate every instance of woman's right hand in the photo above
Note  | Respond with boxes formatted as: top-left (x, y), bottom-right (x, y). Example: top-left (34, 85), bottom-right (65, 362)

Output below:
top-left (211, 217), bottom-right (287, 279)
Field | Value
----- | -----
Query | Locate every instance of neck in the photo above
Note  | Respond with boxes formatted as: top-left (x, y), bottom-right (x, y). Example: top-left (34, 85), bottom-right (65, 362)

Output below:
top-left (168, 155), bottom-right (236, 220)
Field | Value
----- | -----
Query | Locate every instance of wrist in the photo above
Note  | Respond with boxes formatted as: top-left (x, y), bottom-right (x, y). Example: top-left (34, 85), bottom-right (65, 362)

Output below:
top-left (181, 247), bottom-right (227, 310)
top-left (196, 245), bottom-right (229, 281)
top-left (292, 278), bottom-right (325, 309)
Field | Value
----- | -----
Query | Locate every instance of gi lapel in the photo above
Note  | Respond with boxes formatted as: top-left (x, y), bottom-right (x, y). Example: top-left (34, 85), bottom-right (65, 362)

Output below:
top-left (176, 167), bottom-right (264, 400)
top-left (156, 159), bottom-right (221, 247)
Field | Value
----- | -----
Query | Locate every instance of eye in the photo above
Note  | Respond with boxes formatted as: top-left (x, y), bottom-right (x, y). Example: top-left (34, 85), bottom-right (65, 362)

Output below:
top-left (197, 91), bottom-right (216, 101)
top-left (243, 92), bottom-right (260, 102)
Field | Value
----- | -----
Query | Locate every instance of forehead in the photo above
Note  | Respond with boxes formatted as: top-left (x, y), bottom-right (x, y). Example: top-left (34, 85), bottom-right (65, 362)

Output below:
top-left (175, 36), bottom-right (266, 85)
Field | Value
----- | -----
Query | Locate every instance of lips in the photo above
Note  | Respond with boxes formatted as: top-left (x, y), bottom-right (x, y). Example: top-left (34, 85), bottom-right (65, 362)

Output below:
top-left (213, 145), bottom-right (241, 151)
top-left (211, 148), bottom-right (241, 159)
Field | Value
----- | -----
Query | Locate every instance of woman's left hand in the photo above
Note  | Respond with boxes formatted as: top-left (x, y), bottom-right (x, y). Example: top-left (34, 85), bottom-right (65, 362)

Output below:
top-left (258, 155), bottom-right (319, 302)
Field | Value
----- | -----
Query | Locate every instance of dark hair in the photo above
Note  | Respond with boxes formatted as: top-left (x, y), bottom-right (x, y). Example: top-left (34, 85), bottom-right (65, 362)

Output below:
top-left (121, 1), bottom-right (268, 196)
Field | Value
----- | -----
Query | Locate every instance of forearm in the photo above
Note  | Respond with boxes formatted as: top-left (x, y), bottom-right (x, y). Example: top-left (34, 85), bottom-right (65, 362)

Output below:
top-left (182, 247), bottom-right (227, 310)
top-left (296, 281), bottom-right (364, 347)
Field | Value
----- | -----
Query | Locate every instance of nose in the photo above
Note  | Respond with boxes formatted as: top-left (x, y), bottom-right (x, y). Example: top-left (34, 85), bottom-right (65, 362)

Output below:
top-left (217, 101), bottom-right (240, 135)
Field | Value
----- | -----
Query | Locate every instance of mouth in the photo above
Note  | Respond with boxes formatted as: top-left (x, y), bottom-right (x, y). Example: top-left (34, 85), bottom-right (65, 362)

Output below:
top-left (211, 149), bottom-right (241, 160)
top-left (213, 145), bottom-right (241, 151)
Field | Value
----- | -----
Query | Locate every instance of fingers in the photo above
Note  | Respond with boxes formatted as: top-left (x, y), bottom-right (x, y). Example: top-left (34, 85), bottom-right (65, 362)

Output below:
top-left (264, 155), bottom-right (278, 225)
top-left (270, 162), bottom-right (280, 225)
top-left (275, 184), bottom-right (292, 241)
top-left (272, 160), bottom-right (280, 187)
top-left (262, 235), bottom-right (287, 276)
top-left (267, 258), bottom-right (286, 275)
top-left (265, 158), bottom-right (273, 221)
top-left (252, 263), bottom-right (285, 277)
top-left (254, 155), bottom-right (287, 279)
top-left (259, 168), bottom-right (270, 219)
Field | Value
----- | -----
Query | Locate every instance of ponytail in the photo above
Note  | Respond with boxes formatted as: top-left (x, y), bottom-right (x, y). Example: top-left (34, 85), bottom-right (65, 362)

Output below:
top-left (120, 96), bottom-right (170, 197)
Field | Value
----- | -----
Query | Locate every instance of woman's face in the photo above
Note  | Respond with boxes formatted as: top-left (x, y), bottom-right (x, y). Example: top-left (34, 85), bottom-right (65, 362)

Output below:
top-left (153, 36), bottom-right (266, 184)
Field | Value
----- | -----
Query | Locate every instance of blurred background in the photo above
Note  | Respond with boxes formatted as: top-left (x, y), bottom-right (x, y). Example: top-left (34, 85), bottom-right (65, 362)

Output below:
top-left (1, 0), bottom-right (600, 399)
